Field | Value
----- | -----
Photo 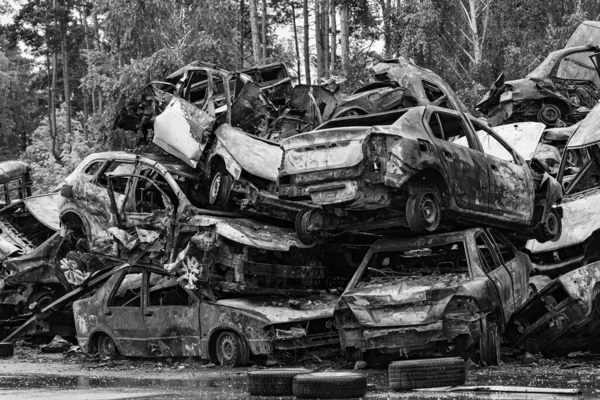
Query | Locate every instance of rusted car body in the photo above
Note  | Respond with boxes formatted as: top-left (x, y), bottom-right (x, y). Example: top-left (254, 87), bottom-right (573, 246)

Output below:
top-left (278, 106), bottom-right (563, 245)
top-left (73, 264), bottom-right (339, 365)
top-left (477, 45), bottom-right (600, 127)
top-left (58, 152), bottom-right (331, 297)
top-left (504, 261), bottom-right (600, 356)
top-left (271, 81), bottom-right (418, 138)
top-left (371, 57), bottom-right (470, 114)
top-left (526, 104), bottom-right (600, 276)
top-left (334, 228), bottom-right (531, 365)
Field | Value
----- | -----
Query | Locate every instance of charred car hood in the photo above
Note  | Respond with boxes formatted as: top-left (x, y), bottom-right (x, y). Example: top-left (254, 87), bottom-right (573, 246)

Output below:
top-left (215, 294), bottom-right (337, 324)
top-left (527, 188), bottom-right (600, 253)
top-left (341, 274), bottom-right (470, 327)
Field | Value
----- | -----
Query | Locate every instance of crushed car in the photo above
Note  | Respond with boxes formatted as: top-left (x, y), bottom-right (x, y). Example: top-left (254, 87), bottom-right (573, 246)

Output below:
top-left (526, 103), bottom-right (600, 277)
top-left (334, 228), bottom-right (531, 365)
top-left (278, 106), bottom-right (563, 245)
top-left (370, 57), bottom-right (470, 114)
top-left (477, 45), bottom-right (600, 126)
top-left (58, 152), bottom-right (344, 297)
top-left (73, 263), bottom-right (340, 365)
top-left (504, 260), bottom-right (600, 356)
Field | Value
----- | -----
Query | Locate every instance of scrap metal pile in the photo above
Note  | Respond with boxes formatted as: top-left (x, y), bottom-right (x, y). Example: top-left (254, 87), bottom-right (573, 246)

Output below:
top-left (2, 21), bottom-right (600, 382)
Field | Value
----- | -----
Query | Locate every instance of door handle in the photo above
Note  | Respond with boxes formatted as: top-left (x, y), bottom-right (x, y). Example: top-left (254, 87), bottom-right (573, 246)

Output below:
top-left (145, 312), bottom-right (154, 317)
top-left (443, 150), bottom-right (454, 160)
top-left (490, 163), bottom-right (499, 171)
top-left (105, 312), bottom-right (113, 317)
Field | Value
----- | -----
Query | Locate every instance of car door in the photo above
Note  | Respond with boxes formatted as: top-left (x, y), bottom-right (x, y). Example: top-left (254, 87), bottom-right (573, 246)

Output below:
top-left (104, 267), bottom-right (147, 356)
top-left (469, 119), bottom-right (534, 222)
top-left (474, 231), bottom-right (514, 323)
top-left (487, 229), bottom-right (529, 311)
top-left (427, 110), bottom-right (489, 212)
top-left (107, 165), bottom-right (179, 261)
top-left (143, 270), bottom-right (201, 357)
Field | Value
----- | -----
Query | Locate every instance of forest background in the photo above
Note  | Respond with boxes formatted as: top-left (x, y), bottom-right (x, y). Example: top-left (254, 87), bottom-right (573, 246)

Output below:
top-left (0, 0), bottom-right (599, 191)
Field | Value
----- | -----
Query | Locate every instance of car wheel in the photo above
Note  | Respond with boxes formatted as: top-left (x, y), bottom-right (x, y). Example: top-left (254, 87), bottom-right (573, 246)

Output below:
top-left (27, 290), bottom-right (56, 310)
top-left (406, 191), bottom-right (441, 233)
top-left (537, 103), bottom-right (561, 126)
top-left (60, 252), bottom-right (91, 286)
top-left (247, 368), bottom-right (313, 396)
top-left (97, 333), bottom-right (119, 359)
top-left (388, 357), bottom-right (466, 390)
top-left (479, 318), bottom-right (500, 366)
top-left (208, 166), bottom-right (233, 208)
top-left (292, 372), bottom-right (367, 399)
top-left (214, 331), bottom-right (249, 367)
top-left (295, 209), bottom-right (323, 245)
top-left (535, 208), bottom-right (562, 243)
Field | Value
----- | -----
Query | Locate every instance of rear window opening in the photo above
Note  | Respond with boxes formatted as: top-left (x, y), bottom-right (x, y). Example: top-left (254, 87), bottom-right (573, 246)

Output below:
top-left (317, 110), bottom-right (408, 130)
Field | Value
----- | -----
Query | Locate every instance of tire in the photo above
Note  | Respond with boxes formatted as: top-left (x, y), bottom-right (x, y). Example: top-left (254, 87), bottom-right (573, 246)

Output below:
top-left (247, 368), bottom-right (313, 396)
top-left (0, 342), bottom-right (14, 357)
top-left (406, 191), bottom-right (441, 233)
top-left (97, 333), bottom-right (119, 359)
top-left (208, 166), bottom-right (233, 208)
top-left (292, 372), bottom-right (367, 399)
top-left (537, 103), bottom-right (561, 126)
top-left (388, 357), bottom-right (465, 391)
top-left (535, 208), bottom-right (562, 243)
top-left (214, 331), bottom-right (249, 367)
top-left (27, 290), bottom-right (56, 310)
top-left (60, 252), bottom-right (91, 285)
top-left (479, 318), bottom-right (500, 366)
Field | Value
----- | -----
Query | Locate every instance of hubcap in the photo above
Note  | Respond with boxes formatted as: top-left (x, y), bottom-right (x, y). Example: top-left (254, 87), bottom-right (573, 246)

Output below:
top-left (209, 173), bottom-right (222, 204)
top-left (217, 333), bottom-right (237, 366)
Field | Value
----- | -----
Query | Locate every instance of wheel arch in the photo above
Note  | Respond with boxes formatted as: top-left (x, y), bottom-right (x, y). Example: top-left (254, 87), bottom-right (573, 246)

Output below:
top-left (406, 167), bottom-right (453, 208)
top-left (206, 147), bottom-right (242, 181)
top-left (60, 207), bottom-right (92, 242)
top-left (207, 326), bottom-right (252, 363)
top-left (541, 96), bottom-right (571, 117)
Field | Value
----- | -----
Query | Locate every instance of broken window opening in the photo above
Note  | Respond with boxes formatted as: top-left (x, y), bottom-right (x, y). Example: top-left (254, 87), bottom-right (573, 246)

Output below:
top-left (147, 272), bottom-right (192, 306)
top-left (429, 112), bottom-right (471, 149)
top-left (475, 234), bottom-right (501, 273)
top-left (110, 270), bottom-right (143, 307)
top-left (97, 161), bottom-right (135, 194)
top-left (470, 121), bottom-right (517, 164)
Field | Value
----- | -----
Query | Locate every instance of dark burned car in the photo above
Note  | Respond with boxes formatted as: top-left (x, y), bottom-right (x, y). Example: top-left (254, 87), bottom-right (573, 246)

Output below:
top-left (73, 264), bottom-right (339, 365)
top-left (371, 57), bottom-right (470, 114)
top-left (334, 228), bottom-right (531, 365)
top-left (278, 106), bottom-right (563, 245)
top-left (58, 152), bottom-right (340, 297)
top-left (477, 45), bottom-right (600, 127)
top-left (504, 261), bottom-right (600, 356)
top-left (271, 81), bottom-right (418, 138)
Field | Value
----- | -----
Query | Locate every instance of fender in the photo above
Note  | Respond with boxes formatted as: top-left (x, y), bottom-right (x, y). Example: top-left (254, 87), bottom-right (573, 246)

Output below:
top-left (538, 173), bottom-right (564, 224)
top-left (206, 139), bottom-right (243, 181)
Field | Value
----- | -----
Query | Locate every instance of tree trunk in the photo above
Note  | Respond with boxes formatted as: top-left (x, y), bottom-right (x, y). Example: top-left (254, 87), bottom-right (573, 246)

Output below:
top-left (92, 5), bottom-right (102, 113)
top-left (80, 3), bottom-right (95, 118)
top-left (339, 4), bottom-right (349, 73)
top-left (315, 0), bottom-right (324, 80)
top-left (248, 0), bottom-right (261, 64)
top-left (240, 0), bottom-right (245, 67)
top-left (379, 0), bottom-right (392, 57)
top-left (322, 0), bottom-right (330, 76)
top-left (50, 0), bottom-right (60, 162)
top-left (303, 0), bottom-right (311, 84)
top-left (468, 0), bottom-right (481, 65)
top-left (261, 0), bottom-right (267, 61)
top-left (61, 40), bottom-right (72, 135)
top-left (330, 1), bottom-right (337, 70)
top-left (291, 2), bottom-right (301, 83)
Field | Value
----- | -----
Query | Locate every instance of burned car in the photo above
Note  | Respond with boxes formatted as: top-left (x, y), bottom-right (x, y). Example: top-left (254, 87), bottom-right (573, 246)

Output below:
top-left (73, 263), bottom-right (339, 366)
top-left (58, 152), bottom-right (336, 297)
top-left (371, 57), bottom-right (470, 114)
top-left (526, 103), bottom-right (600, 276)
top-left (477, 45), bottom-right (600, 126)
top-left (504, 261), bottom-right (600, 356)
top-left (278, 106), bottom-right (563, 245)
top-left (334, 228), bottom-right (531, 365)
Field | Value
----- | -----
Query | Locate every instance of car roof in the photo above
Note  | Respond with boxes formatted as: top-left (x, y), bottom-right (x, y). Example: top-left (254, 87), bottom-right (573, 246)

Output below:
top-left (527, 44), bottom-right (599, 80)
top-left (82, 152), bottom-right (198, 179)
top-left (566, 102), bottom-right (600, 148)
top-left (371, 229), bottom-right (482, 252)
top-left (0, 161), bottom-right (30, 182)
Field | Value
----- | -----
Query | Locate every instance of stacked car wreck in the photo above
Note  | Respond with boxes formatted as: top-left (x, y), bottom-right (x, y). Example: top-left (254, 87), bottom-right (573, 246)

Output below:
top-left (2, 50), bottom-right (582, 372)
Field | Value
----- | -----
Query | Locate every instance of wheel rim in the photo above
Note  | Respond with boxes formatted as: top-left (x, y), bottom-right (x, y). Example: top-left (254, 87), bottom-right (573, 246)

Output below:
top-left (99, 335), bottom-right (117, 358)
top-left (569, 93), bottom-right (582, 107)
top-left (209, 173), bottom-right (222, 205)
top-left (34, 294), bottom-right (55, 309)
top-left (539, 105), bottom-right (560, 125)
top-left (216, 333), bottom-right (238, 367)
top-left (419, 194), bottom-right (440, 230)
top-left (545, 211), bottom-right (559, 237)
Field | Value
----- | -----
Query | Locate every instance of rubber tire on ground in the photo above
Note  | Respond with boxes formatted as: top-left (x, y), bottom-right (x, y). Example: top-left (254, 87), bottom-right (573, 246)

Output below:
top-left (406, 191), bottom-right (442, 233)
top-left (292, 372), bottom-right (367, 399)
top-left (97, 333), bottom-right (119, 359)
top-left (208, 166), bottom-right (233, 208)
top-left (388, 357), bottom-right (466, 391)
top-left (214, 331), bottom-right (249, 367)
top-left (0, 342), bottom-right (14, 357)
top-left (479, 318), bottom-right (500, 366)
top-left (247, 368), bottom-right (313, 396)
